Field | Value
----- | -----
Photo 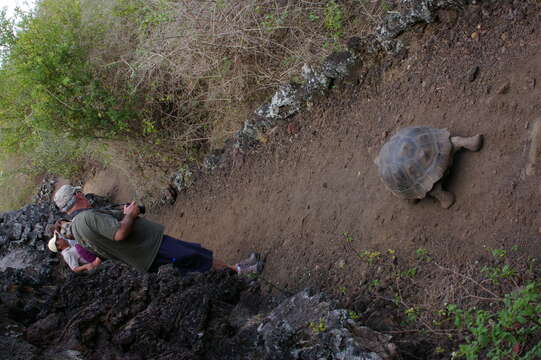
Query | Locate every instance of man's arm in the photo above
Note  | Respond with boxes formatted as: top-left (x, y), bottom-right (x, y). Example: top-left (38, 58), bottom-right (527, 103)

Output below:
top-left (73, 257), bottom-right (102, 273)
top-left (113, 201), bottom-right (140, 241)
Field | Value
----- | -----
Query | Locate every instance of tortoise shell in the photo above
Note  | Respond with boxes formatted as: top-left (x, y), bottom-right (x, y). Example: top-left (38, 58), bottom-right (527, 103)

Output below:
top-left (376, 127), bottom-right (452, 199)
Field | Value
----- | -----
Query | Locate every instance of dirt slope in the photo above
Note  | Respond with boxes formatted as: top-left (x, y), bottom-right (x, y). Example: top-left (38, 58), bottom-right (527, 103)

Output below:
top-left (152, 1), bottom-right (541, 302)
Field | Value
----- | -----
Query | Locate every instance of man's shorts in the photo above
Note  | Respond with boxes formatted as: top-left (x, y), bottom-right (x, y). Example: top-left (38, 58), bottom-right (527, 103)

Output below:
top-left (148, 235), bottom-right (213, 274)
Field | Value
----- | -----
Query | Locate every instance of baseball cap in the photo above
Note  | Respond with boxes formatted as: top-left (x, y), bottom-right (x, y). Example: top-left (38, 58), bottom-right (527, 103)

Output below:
top-left (48, 233), bottom-right (59, 253)
top-left (54, 185), bottom-right (82, 212)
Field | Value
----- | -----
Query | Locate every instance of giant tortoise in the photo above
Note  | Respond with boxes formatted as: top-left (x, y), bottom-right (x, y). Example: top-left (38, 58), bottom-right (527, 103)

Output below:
top-left (375, 126), bottom-right (483, 208)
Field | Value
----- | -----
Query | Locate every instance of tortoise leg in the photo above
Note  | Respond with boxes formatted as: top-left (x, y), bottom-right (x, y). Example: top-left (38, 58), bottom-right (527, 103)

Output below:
top-left (428, 182), bottom-right (455, 209)
top-left (450, 134), bottom-right (483, 153)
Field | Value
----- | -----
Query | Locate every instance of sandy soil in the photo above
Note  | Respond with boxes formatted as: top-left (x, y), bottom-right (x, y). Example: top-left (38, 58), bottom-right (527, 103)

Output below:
top-left (152, 1), bottom-right (541, 298)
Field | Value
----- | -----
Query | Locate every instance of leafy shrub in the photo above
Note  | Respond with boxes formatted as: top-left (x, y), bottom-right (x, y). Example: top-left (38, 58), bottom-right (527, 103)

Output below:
top-left (448, 282), bottom-right (541, 359)
top-left (0, 0), bottom-right (135, 146)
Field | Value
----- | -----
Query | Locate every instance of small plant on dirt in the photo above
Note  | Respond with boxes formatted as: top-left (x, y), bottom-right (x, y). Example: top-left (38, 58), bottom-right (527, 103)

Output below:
top-left (348, 310), bottom-right (361, 320)
top-left (404, 307), bottom-right (419, 324)
top-left (490, 248), bottom-right (508, 259)
top-left (379, 0), bottom-right (392, 12)
top-left (308, 318), bottom-right (327, 334)
top-left (447, 282), bottom-right (541, 360)
top-left (415, 247), bottom-right (432, 262)
top-left (400, 267), bottom-right (418, 279)
top-left (324, 0), bottom-right (344, 48)
top-left (481, 264), bottom-right (518, 285)
top-left (142, 119), bottom-right (158, 135)
top-left (368, 279), bottom-right (381, 289)
top-left (358, 250), bottom-right (382, 264)
top-left (342, 232), bottom-right (354, 242)
top-left (307, 12), bottom-right (320, 22)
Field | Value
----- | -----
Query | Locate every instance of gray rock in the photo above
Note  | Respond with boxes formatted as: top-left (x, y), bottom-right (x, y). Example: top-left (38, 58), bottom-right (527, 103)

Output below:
top-left (170, 166), bottom-right (195, 194)
top-left (0, 336), bottom-right (38, 360)
top-left (258, 289), bottom-right (396, 360)
top-left (320, 51), bottom-right (358, 80)
top-left (234, 51), bottom-right (359, 152)
top-left (0, 202), bottom-right (63, 256)
top-left (302, 64), bottom-right (331, 95)
top-left (0, 248), bottom-right (52, 271)
top-left (203, 149), bottom-right (225, 171)
top-left (468, 66), bottom-right (480, 82)
top-left (377, 0), bottom-right (461, 41)
top-left (31, 174), bottom-right (57, 204)
top-left (256, 83), bottom-right (303, 122)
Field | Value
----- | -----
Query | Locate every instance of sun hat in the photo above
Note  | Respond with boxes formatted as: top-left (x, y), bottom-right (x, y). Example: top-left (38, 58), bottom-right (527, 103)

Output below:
top-left (48, 233), bottom-right (59, 253)
top-left (53, 185), bottom-right (82, 212)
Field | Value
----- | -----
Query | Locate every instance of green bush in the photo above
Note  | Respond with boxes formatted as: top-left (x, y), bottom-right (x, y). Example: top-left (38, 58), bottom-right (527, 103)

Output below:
top-left (0, 0), bottom-right (135, 148)
top-left (448, 282), bottom-right (541, 359)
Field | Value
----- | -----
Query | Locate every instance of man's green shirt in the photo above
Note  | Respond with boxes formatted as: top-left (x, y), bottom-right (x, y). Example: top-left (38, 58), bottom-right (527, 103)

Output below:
top-left (71, 210), bottom-right (164, 272)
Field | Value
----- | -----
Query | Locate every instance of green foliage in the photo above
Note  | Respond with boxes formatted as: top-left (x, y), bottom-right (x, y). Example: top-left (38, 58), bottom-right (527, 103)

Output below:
top-left (308, 12), bottom-right (320, 22)
top-left (113, 0), bottom-right (173, 32)
top-left (0, 0), bottom-right (135, 150)
top-left (368, 279), bottom-right (381, 289)
top-left (324, 1), bottom-right (343, 40)
top-left (482, 264), bottom-right (518, 285)
top-left (23, 131), bottom-right (88, 177)
top-left (400, 267), bottom-right (418, 279)
top-left (308, 318), bottom-right (327, 334)
top-left (415, 247), bottom-right (433, 262)
top-left (0, 0), bottom-right (136, 208)
top-left (379, 0), bottom-right (392, 12)
top-left (348, 310), bottom-right (360, 320)
top-left (358, 249), bottom-right (382, 264)
top-left (0, 166), bottom-right (35, 211)
top-left (260, 10), bottom-right (289, 33)
top-left (342, 232), bottom-right (353, 242)
top-left (0, 7), bottom-right (16, 61)
top-left (491, 248), bottom-right (508, 259)
top-left (448, 282), bottom-right (541, 359)
top-left (404, 307), bottom-right (418, 323)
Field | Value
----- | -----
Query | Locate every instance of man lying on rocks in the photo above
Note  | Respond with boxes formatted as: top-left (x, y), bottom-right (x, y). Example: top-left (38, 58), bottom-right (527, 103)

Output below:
top-left (53, 184), bottom-right (263, 275)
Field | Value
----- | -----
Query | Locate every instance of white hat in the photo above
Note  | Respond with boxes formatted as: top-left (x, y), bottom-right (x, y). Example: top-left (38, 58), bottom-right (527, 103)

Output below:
top-left (54, 185), bottom-right (82, 212)
top-left (48, 233), bottom-right (59, 253)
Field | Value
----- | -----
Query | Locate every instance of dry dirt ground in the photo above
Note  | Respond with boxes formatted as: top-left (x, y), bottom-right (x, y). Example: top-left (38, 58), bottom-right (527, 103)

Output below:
top-left (156, 1), bottom-right (541, 291)
top-left (83, 1), bottom-right (541, 356)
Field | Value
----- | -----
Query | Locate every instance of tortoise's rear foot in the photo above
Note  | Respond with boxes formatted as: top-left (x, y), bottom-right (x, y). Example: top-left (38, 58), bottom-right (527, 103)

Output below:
top-left (428, 182), bottom-right (455, 209)
top-left (451, 134), bottom-right (483, 152)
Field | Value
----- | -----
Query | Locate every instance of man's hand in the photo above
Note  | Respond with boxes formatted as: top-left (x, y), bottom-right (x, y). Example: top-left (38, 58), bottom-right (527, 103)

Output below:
top-left (114, 201), bottom-right (139, 241)
top-left (123, 201), bottom-right (140, 217)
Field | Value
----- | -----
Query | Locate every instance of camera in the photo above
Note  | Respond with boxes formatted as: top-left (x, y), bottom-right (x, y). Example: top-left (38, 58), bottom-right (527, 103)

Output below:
top-left (107, 203), bottom-right (146, 215)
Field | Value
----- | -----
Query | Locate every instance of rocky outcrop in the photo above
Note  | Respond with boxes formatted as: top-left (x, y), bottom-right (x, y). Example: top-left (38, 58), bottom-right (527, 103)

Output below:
top-left (0, 262), bottom-right (396, 360)
top-left (31, 175), bottom-right (57, 204)
top-left (234, 51), bottom-right (359, 152)
top-left (258, 289), bottom-right (397, 360)
top-left (0, 196), bottom-right (396, 359)
top-left (0, 202), bottom-right (62, 255)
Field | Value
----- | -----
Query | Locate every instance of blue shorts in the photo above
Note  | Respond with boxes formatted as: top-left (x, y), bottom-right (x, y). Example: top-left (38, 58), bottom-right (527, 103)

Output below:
top-left (149, 235), bottom-right (213, 274)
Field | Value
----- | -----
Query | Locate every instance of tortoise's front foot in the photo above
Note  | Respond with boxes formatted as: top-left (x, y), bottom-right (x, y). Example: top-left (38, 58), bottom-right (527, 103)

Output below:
top-left (451, 134), bottom-right (483, 152)
top-left (429, 182), bottom-right (455, 209)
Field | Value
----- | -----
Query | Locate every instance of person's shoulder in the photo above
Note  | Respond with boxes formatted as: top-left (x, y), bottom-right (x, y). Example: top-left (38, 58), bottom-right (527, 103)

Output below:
top-left (73, 209), bottom-right (97, 222)
top-left (71, 210), bottom-right (98, 230)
